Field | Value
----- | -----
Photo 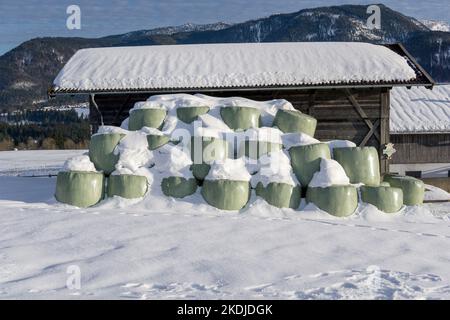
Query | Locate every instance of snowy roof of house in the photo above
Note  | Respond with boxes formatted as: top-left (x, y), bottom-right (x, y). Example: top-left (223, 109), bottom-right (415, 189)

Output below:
top-left (51, 42), bottom-right (433, 94)
top-left (390, 84), bottom-right (450, 134)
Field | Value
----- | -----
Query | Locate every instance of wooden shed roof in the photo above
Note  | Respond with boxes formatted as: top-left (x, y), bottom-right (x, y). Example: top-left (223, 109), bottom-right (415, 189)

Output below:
top-left (50, 42), bottom-right (434, 96)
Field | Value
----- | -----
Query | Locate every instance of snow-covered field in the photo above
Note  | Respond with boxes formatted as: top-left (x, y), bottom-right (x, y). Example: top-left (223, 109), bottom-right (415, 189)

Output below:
top-left (0, 150), bottom-right (450, 300)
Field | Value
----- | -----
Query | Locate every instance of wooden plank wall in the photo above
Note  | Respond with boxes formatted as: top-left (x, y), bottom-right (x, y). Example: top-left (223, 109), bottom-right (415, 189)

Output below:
top-left (391, 134), bottom-right (450, 164)
top-left (90, 87), bottom-right (389, 172)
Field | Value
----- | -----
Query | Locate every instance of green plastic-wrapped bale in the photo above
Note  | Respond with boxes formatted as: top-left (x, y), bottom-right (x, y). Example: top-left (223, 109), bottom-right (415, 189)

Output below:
top-left (220, 107), bottom-right (261, 131)
top-left (161, 176), bottom-right (198, 198)
top-left (177, 106), bottom-right (210, 123)
top-left (89, 133), bottom-right (125, 175)
top-left (237, 140), bottom-right (283, 159)
top-left (273, 109), bottom-right (317, 136)
top-left (333, 147), bottom-right (380, 186)
top-left (306, 186), bottom-right (358, 217)
top-left (128, 108), bottom-right (166, 131)
top-left (360, 185), bottom-right (403, 213)
top-left (190, 136), bottom-right (230, 180)
top-left (147, 134), bottom-right (170, 150)
top-left (107, 174), bottom-right (148, 199)
top-left (383, 174), bottom-right (425, 205)
top-left (55, 171), bottom-right (105, 208)
top-left (255, 182), bottom-right (301, 209)
top-left (289, 143), bottom-right (331, 186)
top-left (201, 179), bottom-right (250, 210)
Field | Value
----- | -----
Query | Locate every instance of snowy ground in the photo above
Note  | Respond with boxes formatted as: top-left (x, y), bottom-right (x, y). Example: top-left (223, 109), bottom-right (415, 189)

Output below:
top-left (0, 150), bottom-right (450, 300)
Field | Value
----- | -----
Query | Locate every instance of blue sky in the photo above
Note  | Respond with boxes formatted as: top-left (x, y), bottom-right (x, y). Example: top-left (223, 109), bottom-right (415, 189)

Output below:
top-left (1, 0), bottom-right (449, 55)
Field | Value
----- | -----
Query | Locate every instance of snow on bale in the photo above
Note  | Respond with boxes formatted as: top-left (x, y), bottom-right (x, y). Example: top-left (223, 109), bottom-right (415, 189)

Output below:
top-left (360, 185), bottom-right (403, 213)
top-left (55, 171), bottom-right (105, 208)
top-left (252, 151), bottom-right (301, 209)
top-left (201, 158), bottom-right (251, 210)
top-left (383, 174), bottom-right (425, 206)
top-left (107, 174), bottom-right (148, 199)
top-left (177, 106), bottom-right (210, 124)
top-left (220, 106), bottom-right (262, 131)
top-left (306, 158), bottom-right (356, 216)
top-left (237, 127), bottom-right (283, 159)
top-left (114, 131), bottom-right (153, 174)
top-left (273, 109), bottom-right (317, 136)
top-left (309, 158), bottom-right (350, 188)
top-left (128, 102), bottom-right (167, 131)
top-left (306, 185), bottom-right (358, 217)
top-left (326, 140), bottom-right (356, 157)
top-left (62, 154), bottom-right (97, 172)
top-left (289, 143), bottom-right (331, 186)
top-left (333, 147), bottom-right (380, 186)
top-left (190, 136), bottom-right (230, 180)
top-left (89, 129), bottom-right (126, 175)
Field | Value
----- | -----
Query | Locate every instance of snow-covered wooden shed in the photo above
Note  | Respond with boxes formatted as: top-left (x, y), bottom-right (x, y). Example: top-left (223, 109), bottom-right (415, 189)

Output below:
top-left (49, 42), bottom-right (435, 173)
top-left (390, 84), bottom-right (450, 178)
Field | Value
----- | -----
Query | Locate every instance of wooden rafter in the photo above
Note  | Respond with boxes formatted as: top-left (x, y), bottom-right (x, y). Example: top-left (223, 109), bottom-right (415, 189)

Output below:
top-left (344, 89), bottom-right (381, 145)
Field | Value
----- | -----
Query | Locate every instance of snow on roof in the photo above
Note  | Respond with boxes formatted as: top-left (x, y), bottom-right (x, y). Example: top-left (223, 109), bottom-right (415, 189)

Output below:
top-left (390, 85), bottom-right (450, 134)
top-left (53, 42), bottom-right (418, 92)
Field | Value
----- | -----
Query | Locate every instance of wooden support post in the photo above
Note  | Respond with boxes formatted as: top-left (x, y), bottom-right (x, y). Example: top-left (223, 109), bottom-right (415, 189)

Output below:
top-left (379, 89), bottom-right (390, 175)
top-left (88, 94), bottom-right (100, 134)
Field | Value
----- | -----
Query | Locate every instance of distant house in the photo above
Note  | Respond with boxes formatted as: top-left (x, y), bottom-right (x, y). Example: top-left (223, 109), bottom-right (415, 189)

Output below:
top-left (49, 42), bottom-right (434, 174)
top-left (390, 84), bottom-right (450, 178)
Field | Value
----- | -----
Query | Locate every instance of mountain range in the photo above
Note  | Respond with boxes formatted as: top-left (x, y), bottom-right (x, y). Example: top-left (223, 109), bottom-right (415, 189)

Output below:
top-left (0, 3), bottom-right (449, 111)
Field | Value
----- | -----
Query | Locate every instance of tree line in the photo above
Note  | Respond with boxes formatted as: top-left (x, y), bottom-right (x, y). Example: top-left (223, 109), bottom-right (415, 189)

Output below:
top-left (0, 109), bottom-right (90, 150)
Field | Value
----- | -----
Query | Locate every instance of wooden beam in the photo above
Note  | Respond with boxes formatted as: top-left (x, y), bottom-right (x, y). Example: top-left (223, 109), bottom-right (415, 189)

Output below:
top-left (359, 120), bottom-right (380, 147)
top-left (345, 88), bottom-right (381, 142)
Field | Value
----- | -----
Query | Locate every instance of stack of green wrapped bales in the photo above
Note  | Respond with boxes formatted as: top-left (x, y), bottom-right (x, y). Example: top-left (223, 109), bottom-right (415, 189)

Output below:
top-left (201, 158), bottom-right (251, 210)
top-left (55, 94), bottom-right (428, 214)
